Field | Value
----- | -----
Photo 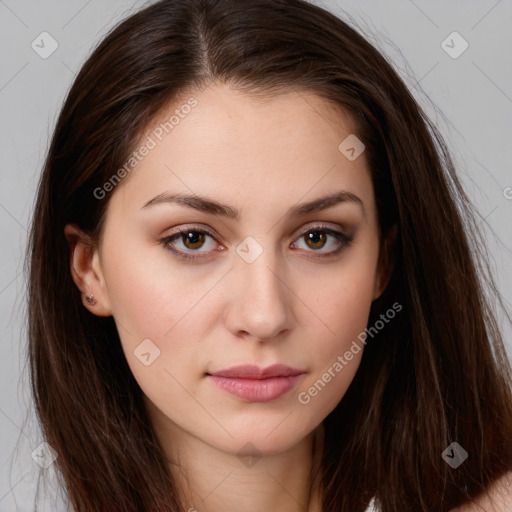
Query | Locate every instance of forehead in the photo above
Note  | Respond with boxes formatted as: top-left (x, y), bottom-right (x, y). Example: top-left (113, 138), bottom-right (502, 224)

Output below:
top-left (105, 82), bottom-right (375, 222)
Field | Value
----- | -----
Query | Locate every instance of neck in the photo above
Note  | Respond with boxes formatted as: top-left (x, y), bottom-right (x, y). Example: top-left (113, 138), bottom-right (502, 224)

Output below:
top-left (151, 410), bottom-right (325, 512)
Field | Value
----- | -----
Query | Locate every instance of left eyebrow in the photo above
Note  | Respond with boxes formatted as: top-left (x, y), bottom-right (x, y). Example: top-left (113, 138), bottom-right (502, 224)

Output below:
top-left (140, 190), bottom-right (366, 220)
top-left (289, 190), bottom-right (366, 219)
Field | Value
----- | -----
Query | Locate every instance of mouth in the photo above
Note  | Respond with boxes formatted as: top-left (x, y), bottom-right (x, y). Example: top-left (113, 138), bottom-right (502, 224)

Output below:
top-left (206, 364), bottom-right (305, 402)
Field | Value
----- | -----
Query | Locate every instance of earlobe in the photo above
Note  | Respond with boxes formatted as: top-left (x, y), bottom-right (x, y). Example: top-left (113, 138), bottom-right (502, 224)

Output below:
top-left (64, 223), bottom-right (112, 317)
top-left (372, 224), bottom-right (398, 301)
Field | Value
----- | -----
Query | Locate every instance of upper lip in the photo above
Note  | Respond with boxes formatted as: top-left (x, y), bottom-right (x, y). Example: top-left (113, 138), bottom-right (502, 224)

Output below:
top-left (208, 364), bottom-right (304, 379)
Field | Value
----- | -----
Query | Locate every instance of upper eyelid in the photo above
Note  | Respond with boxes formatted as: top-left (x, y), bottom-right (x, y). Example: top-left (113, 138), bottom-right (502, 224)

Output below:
top-left (166, 221), bottom-right (346, 237)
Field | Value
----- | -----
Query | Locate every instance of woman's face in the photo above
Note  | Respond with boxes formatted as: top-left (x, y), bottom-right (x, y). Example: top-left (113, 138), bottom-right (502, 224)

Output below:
top-left (74, 82), bottom-right (388, 457)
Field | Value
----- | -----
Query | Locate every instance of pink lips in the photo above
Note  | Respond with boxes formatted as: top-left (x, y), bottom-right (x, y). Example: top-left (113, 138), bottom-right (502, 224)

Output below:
top-left (207, 364), bottom-right (304, 402)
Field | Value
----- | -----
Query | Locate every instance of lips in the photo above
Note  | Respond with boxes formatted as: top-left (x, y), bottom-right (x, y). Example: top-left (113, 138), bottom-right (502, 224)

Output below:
top-left (207, 364), bottom-right (305, 402)
top-left (209, 364), bottom-right (303, 379)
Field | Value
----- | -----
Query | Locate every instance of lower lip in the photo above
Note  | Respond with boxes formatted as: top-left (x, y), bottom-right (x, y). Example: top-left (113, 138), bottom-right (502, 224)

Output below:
top-left (207, 374), bottom-right (303, 402)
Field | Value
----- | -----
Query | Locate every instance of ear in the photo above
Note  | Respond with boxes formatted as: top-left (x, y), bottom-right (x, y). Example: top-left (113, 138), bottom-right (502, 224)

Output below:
top-left (372, 224), bottom-right (398, 301)
top-left (64, 223), bottom-right (112, 316)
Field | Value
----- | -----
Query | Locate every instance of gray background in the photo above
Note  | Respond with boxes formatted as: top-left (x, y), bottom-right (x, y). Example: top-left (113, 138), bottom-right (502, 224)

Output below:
top-left (1, 0), bottom-right (511, 509)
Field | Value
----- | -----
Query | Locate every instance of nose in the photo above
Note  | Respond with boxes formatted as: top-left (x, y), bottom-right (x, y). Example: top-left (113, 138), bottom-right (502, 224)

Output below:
top-left (224, 247), bottom-right (294, 342)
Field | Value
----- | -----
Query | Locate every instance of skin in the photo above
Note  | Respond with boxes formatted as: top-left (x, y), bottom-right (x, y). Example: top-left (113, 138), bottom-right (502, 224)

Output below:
top-left (64, 82), bottom-right (510, 511)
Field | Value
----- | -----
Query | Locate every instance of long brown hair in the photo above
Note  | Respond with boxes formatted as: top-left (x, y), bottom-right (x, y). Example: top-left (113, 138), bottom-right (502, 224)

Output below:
top-left (26, 0), bottom-right (512, 510)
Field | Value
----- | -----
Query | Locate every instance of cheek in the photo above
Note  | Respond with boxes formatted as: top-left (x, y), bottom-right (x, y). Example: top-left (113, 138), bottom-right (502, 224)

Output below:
top-left (102, 246), bottom-right (212, 424)
top-left (325, 275), bottom-right (374, 343)
top-left (295, 255), bottom-right (377, 411)
top-left (99, 241), bottom-right (227, 412)
top-left (307, 280), bottom-right (370, 373)
top-left (308, 256), bottom-right (377, 349)
top-left (101, 234), bottom-right (217, 342)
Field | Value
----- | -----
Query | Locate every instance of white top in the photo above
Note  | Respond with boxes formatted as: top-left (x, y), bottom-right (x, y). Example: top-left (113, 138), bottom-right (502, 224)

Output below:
top-left (366, 497), bottom-right (379, 511)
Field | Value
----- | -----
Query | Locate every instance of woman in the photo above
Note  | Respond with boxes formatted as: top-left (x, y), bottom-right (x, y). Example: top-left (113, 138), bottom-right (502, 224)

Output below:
top-left (27, 0), bottom-right (512, 510)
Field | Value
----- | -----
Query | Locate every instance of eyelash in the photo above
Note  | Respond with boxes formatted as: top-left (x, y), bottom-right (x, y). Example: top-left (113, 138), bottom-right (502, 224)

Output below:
top-left (159, 224), bottom-right (354, 261)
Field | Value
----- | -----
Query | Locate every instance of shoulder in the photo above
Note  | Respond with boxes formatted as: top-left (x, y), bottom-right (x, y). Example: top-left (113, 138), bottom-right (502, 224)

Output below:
top-left (449, 471), bottom-right (512, 512)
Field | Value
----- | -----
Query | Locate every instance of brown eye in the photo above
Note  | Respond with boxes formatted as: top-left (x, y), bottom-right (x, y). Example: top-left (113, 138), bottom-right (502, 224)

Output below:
top-left (182, 231), bottom-right (206, 249)
top-left (160, 227), bottom-right (222, 261)
top-left (303, 231), bottom-right (327, 250)
top-left (291, 225), bottom-right (354, 257)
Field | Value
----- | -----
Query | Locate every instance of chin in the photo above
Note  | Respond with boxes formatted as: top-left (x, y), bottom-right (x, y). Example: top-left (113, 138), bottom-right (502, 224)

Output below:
top-left (205, 414), bottom-right (317, 456)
